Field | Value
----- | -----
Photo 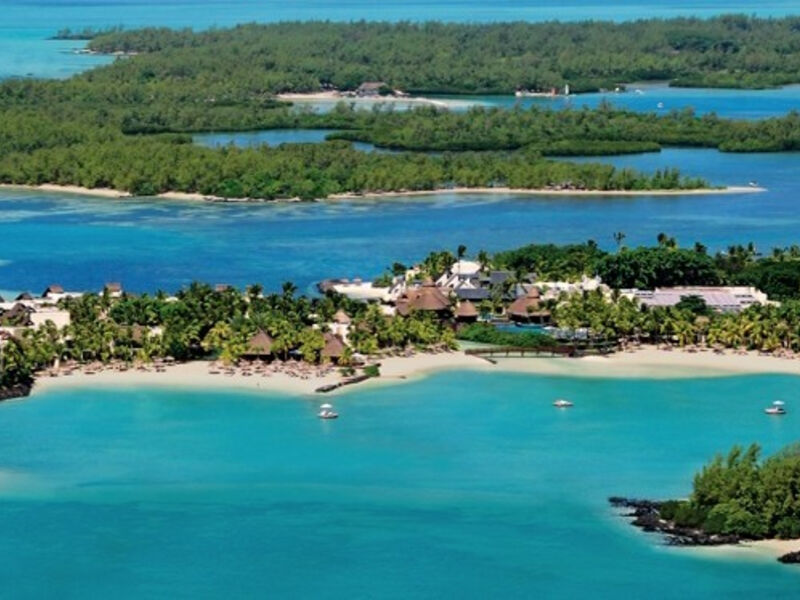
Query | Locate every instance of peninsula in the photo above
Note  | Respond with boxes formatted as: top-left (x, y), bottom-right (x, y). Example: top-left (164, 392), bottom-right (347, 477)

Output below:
top-left (4, 236), bottom-right (800, 401)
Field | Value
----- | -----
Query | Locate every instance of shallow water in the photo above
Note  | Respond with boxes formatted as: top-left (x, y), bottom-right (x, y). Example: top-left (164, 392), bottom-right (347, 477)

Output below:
top-left (0, 148), bottom-right (797, 293)
top-left (1, 371), bottom-right (799, 598)
top-left (193, 129), bottom-right (382, 153)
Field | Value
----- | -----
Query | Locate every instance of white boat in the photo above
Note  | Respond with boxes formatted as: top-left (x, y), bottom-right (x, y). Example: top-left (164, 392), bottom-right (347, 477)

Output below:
top-left (657, 102), bottom-right (665, 109)
top-left (318, 403), bottom-right (339, 419)
top-left (765, 401), bottom-right (786, 415)
top-left (553, 399), bottom-right (574, 408)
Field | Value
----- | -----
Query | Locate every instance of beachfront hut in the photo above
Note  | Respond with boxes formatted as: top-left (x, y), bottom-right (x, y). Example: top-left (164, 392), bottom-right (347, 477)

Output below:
top-left (321, 332), bottom-right (347, 363)
top-left (103, 282), bottom-right (123, 298)
top-left (356, 81), bottom-right (387, 96)
top-left (214, 284), bottom-right (230, 293)
top-left (395, 279), bottom-right (452, 318)
top-left (454, 300), bottom-right (479, 323)
top-left (244, 329), bottom-right (274, 359)
top-left (15, 292), bottom-right (33, 301)
top-left (507, 288), bottom-right (551, 324)
top-left (41, 284), bottom-right (64, 298)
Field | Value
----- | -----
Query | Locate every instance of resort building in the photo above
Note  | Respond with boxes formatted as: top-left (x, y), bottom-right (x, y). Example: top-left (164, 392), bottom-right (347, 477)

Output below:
top-left (244, 329), bottom-right (274, 360)
top-left (103, 282), bottom-right (124, 298)
top-left (355, 81), bottom-right (387, 96)
top-left (454, 300), bottom-right (480, 323)
top-left (624, 286), bottom-right (769, 313)
top-left (321, 332), bottom-right (346, 363)
top-left (395, 279), bottom-right (452, 317)
top-left (507, 288), bottom-right (551, 324)
top-left (329, 309), bottom-right (352, 342)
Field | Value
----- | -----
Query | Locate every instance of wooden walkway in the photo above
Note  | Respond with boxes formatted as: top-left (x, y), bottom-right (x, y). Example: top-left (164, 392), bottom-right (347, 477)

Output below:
top-left (465, 342), bottom-right (618, 362)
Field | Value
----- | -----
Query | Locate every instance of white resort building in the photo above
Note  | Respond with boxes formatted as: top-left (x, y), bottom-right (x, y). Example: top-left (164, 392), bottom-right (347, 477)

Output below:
top-left (623, 286), bottom-right (770, 313)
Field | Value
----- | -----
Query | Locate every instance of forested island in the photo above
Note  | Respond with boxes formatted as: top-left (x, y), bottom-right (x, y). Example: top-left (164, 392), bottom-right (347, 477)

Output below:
top-left (613, 444), bottom-right (800, 560)
top-left (85, 18), bottom-right (800, 93)
top-left (5, 19), bottom-right (800, 197)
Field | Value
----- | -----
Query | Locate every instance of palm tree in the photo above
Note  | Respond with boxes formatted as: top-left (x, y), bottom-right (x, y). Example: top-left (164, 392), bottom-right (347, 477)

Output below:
top-left (612, 231), bottom-right (626, 252)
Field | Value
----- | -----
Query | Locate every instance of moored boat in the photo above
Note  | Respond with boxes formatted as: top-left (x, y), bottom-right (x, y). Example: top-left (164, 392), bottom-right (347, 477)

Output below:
top-left (765, 401), bottom-right (786, 415)
top-left (318, 403), bottom-right (339, 419)
top-left (553, 399), bottom-right (573, 408)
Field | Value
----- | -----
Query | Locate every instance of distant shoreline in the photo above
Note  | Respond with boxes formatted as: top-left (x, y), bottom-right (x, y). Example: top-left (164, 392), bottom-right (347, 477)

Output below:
top-left (277, 91), bottom-right (452, 109)
top-left (0, 183), bottom-right (766, 203)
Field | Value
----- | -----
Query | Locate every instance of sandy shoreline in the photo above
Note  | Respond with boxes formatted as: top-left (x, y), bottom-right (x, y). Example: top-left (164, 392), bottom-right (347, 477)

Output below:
top-left (328, 185), bottom-right (765, 199)
top-left (277, 91), bottom-right (452, 109)
top-left (0, 183), bottom-right (131, 198)
top-left (31, 346), bottom-right (800, 399)
top-left (26, 346), bottom-right (800, 559)
top-left (0, 182), bottom-right (763, 202)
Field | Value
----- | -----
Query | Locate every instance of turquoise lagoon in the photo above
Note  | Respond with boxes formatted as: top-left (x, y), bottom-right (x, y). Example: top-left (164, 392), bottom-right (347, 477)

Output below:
top-left (2, 371), bottom-right (800, 597)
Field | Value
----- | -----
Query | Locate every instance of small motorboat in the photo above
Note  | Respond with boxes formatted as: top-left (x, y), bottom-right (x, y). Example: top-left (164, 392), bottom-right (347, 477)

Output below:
top-left (765, 401), bottom-right (786, 415)
top-left (553, 399), bottom-right (574, 408)
top-left (318, 403), bottom-right (339, 419)
top-left (657, 102), bottom-right (664, 109)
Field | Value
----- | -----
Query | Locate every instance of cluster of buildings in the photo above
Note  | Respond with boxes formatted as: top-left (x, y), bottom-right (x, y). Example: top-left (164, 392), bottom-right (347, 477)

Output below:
top-left (0, 282), bottom-right (124, 334)
top-left (322, 260), bottom-right (773, 323)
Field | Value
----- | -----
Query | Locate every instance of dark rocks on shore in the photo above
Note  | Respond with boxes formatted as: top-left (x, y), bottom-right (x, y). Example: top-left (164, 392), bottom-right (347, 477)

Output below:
top-left (0, 383), bottom-right (31, 402)
top-left (609, 497), bottom-right (740, 546)
top-left (778, 551), bottom-right (800, 564)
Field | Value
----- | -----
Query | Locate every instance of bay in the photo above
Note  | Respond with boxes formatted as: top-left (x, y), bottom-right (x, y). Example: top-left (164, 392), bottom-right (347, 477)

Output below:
top-left (1, 371), bottom-right (799, 598)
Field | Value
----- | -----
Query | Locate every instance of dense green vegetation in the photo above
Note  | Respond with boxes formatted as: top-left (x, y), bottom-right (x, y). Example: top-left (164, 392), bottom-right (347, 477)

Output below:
top-left (660, 444), bottom-right (800, 539)
top-left (483, 237), bottom-right (800, 301)
top-left (0, 282), bottom-right (458, 391)
top-left (456, 323), bottom-right (555, 347)
top-left (0, 139), bottom-right (704, 199)
top-left (86, 19), bottom-right (800, 94)
top-left (324, 104), bottom-right (800, 153)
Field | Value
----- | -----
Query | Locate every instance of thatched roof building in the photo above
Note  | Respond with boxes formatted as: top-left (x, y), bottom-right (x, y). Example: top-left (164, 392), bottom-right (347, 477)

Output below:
top-left (246, 329), bottom-right (274, 357)
top-left (507, 288), bottom-right (550, 323)
top-left (396, 279), bottom-right (451, 317)
top-left (321, 332), bottom-right (346, 362)
top-left (333, 309), bottom-right (351, 325)
top-left (42, 284), bottom-right (64, 297)
top-left (454, 300), bottom-right (479, 322)
top-left (15, 292), bottom-right (33, 301)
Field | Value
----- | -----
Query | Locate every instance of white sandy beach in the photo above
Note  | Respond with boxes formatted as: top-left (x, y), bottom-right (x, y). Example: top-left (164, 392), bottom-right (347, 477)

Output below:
top-left (31, 346), bottom-right (800, 399)
top-left (328, 185), bottom-right (765, 200)
top-left (689, 537), bottom-right (800, 561)
top-left (277, 91), bottom-right (453, 109)
top-left (0, 182), bottom-right (765, 202)
top-left (0, 183), bottom-right (131, 198)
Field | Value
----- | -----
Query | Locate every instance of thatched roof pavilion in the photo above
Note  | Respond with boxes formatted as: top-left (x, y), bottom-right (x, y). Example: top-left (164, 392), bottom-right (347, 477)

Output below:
top-left (333, 309), bottom-right (351, 325)
top-left (246, 329), bottom-right (274, 357)
top-left (507, 288), bottom-right (551, 323)
top-left (396, 279), bottom-right (451, 317)
top-left (42, 284), bottom-right (64, 297)
top-left (321, 332), bottom-right (346, 361)
top-left (15, 292), bottom-right (33, 301)
top-left (454, 300), bottom-right (479, 322)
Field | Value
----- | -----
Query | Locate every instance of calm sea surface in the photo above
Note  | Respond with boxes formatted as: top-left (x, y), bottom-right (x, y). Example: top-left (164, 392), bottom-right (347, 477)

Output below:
top-left (3, 3), bottom-right (800, 597)
top-left (2, 372), bottom-right (800, 598)
top-left (0, 148), bottom-right (798, 294)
